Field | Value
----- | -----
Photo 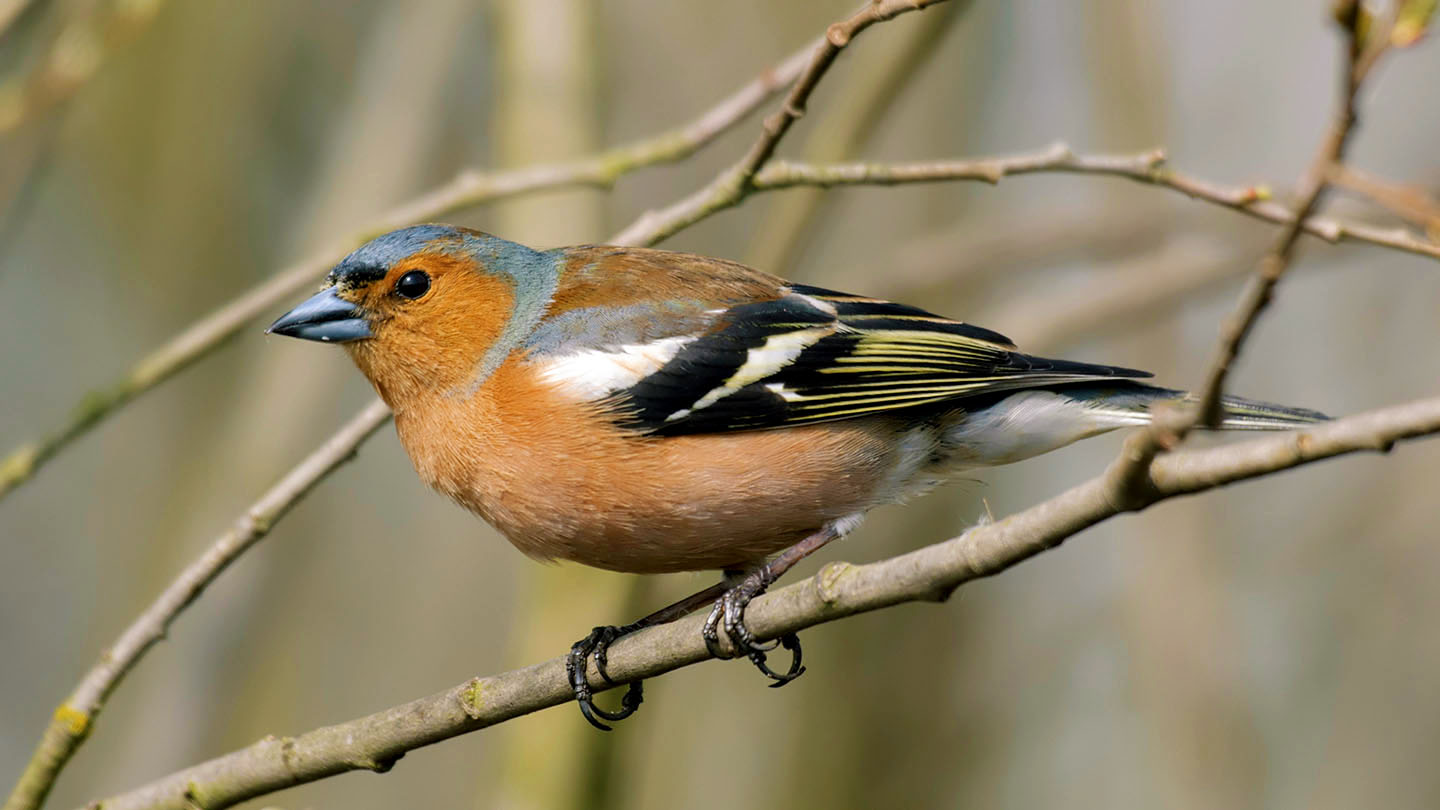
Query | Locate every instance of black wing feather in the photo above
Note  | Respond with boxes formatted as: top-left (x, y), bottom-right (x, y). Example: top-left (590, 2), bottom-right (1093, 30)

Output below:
top-left (609, 284), bottom-right (1150, 435)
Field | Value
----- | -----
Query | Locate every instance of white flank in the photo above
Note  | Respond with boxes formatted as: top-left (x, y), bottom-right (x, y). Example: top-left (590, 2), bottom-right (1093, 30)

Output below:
top-left (828, 511), bottom-right (867, 538)
top-left (536, 336), bottom-right (693, 400)
top-left (943, 390), bottom-right (1143, 466)
top-left (872, 425), bottom-right (942, 504)
top-left (665, 326), bottom-right (833, 422)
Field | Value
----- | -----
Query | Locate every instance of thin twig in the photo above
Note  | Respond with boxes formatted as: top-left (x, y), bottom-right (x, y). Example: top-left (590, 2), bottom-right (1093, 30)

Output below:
top-left (752, 147), bottom-right (1440, 261)
top-left (0, 38), bottom-right (815, 503)
top-left (0, 400), bottom-right (392, 810)
top-left (611, 0), bottom-right (952, 246)
top-left (1188, 10), bottom-right (1388, 428)
top-left (84, 396), bottom-right (1440, 810)
top-left (1329, 163), bottom-right (1440, 236)
top-left (1106, 9), bottom-right (1389, 504)
top-left (744, 0), bottom-right (964, 271)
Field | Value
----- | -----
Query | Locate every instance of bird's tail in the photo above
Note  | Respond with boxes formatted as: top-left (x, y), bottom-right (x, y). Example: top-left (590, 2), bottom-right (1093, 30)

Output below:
top-left (1066, 383), bottom-right (1329, 430)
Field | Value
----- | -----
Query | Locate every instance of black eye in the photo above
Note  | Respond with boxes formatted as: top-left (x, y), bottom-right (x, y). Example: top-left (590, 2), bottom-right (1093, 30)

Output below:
top-left (394, 270), bottom-right (430, 300)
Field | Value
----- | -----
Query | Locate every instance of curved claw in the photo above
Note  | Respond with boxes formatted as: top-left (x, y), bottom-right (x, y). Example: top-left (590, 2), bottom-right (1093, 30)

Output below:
top-left (754, 633), bottom-right (806, 687)
top-left (576, 681), bottom-right (643, 730)
top-left (701, 577), bottom-right (809, 688)
top-left (567, 626), bottom-right (645, 731)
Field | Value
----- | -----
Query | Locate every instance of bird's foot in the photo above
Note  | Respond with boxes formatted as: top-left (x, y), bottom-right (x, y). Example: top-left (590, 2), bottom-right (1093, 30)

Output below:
top-left (566, 624), bottom-right (644, 731)
top-left (702, 569), bottom-right (806, 686)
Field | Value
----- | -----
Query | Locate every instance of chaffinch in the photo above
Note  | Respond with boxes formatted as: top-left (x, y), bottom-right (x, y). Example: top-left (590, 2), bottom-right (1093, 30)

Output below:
top-left (268, 223), bottom-right (1326, 728)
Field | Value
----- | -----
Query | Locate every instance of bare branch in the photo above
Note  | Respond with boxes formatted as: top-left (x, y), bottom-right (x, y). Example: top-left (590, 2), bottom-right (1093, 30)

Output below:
top-left (1188, 11), bottom-right (1388, 428)
top-left (1105, 8), bottom-right (1393, 505)
top-left (1329, 163), bottom-right (1440, 236)
top-left (0, 38), bottom-right (816, 504)
top-left (744, 0), bottom-right (964, 271)
top-left (752, 147), bottom-right (1440, 261)
top-left (1, 401), bottom-right (392, 810)
top-left (85, 397), bottom-right (1440, 810)
top-left (612, 0), bottom-right (953, 246)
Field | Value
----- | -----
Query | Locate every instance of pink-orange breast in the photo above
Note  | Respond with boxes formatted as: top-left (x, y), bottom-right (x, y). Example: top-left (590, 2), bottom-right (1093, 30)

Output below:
top-left (392, 357), bottom-right (903, 573)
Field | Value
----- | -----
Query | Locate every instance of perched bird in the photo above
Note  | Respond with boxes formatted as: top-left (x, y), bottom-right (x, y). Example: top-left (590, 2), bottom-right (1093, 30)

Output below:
top-left (268, 224), bottom-right (1326, 728)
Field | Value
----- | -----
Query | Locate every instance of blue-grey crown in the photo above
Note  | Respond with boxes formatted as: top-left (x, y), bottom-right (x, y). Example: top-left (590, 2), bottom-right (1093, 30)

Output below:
top-left (326, 224), bottom-right (556, 292)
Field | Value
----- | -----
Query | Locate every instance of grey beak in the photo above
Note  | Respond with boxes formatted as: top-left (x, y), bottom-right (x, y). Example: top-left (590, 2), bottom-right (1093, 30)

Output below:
top-left (266, 288), bottom-right (372, 343)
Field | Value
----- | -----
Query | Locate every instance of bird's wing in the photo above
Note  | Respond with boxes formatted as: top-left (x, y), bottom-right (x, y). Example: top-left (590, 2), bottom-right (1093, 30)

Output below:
top-left (536, 280), bottom-right (1152, 436)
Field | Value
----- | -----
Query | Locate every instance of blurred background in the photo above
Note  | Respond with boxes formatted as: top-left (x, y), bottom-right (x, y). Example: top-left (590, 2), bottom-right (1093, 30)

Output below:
top-left (2, 1), bottom-right (1438, 808)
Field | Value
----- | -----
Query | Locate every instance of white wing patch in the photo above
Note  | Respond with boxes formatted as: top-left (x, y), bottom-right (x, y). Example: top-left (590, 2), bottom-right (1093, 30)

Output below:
top-left (664, 326), bottom-right (834, 422)
top-left (536, 336), bottom-right (694, 400)
top-left (787, 290), bottom-right (839, 317)
top-left (764, 382), bottom-right (803, 402)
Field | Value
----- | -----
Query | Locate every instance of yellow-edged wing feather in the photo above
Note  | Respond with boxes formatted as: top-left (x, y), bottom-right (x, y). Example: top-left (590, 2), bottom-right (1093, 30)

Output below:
top-left (609, 284), bottom-right (1152, 435)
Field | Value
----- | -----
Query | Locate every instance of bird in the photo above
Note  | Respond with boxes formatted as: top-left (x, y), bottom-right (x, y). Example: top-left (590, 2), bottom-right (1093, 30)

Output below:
top-left (267, 223), bottom-right (1327, 729)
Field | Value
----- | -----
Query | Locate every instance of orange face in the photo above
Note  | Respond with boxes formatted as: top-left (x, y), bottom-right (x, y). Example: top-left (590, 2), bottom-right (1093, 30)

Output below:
top-left (269, 246), bottom-right (521, 409)
top-left (338, 252), bottom-right (519, 407)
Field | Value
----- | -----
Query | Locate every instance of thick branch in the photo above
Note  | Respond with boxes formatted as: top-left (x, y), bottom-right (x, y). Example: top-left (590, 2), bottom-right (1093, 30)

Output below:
top-left (0, 401), bottom-right (393, 810)
top-left (0, 38), bottom-right (815, 504)
top-left (87, 396), bottom-right (1440, 810)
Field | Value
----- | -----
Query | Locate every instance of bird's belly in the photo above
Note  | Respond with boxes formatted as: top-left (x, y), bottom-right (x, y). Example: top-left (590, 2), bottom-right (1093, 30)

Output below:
top-left (398, 395), bottom-right (909, 574)
top-left (482, 481), bottom-right (827, 574)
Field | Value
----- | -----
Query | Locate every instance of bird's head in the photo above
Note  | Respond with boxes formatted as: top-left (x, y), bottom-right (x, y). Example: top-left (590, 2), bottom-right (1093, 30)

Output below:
top-left (268, 224), bottom-right (559, 405)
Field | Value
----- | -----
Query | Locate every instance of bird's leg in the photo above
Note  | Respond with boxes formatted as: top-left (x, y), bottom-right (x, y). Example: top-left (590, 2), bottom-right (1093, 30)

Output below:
top-left (567, 580), bottom-right (728, 730)
top-left (702, 523), bottom-right (845, 686)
